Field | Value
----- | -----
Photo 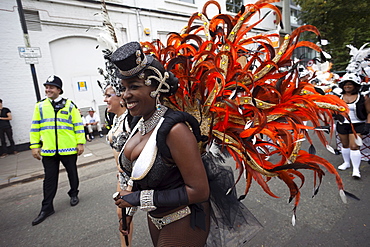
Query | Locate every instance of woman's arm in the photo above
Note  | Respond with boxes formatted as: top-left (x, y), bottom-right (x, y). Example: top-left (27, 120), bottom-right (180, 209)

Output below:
top-left (166, 122), bottom-right (209, 204)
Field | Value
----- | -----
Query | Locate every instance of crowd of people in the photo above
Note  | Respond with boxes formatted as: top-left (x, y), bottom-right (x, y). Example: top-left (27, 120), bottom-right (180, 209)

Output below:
top-left (296, 44), bottom-right (370, 179)
top-left (14, 43), bottom-right (366, 245)
top-left (2, 1), bottom-right (370, 246)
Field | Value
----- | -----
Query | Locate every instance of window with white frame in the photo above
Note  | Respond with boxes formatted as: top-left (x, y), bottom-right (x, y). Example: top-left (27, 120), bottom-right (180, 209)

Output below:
top-left (24, 10), bottom-right (42, 31)
top-left (226, 0), bottom-right (243, 13)
top-left (290, 9), bottom-right (300, 25)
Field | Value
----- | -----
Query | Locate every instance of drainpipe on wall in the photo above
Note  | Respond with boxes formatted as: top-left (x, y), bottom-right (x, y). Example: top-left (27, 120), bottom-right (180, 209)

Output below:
top-left (135, 9), bottom-right (142, 42)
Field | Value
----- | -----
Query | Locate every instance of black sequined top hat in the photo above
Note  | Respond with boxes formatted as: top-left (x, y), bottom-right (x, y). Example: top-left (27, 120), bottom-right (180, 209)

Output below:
top-left (110, 41), bottom-right (154, 79)
top-left (44, 75), bottom-right (64, 94)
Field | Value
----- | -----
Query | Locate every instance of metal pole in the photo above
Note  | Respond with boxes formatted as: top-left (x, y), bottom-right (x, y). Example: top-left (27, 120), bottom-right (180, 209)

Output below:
top-left (16, 0), bottom-right (41, 101)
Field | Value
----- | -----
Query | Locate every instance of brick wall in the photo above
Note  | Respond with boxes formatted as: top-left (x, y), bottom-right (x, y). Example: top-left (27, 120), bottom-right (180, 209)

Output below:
top-left (1, 0), bottom-right (259, 149)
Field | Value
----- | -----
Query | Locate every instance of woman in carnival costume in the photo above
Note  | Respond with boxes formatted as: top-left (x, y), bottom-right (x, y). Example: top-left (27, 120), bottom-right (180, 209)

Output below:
top-left (95, 3), bottom-right (139, 245)
top-left (112, 41), bottom-right (215, 246)
top-left (336, 73), bottom-right (370, 178)
top-left (110, 0), bottom-right (352, 246)
top-left (104, 86), bottom-right (134, 246)
top-left (101, 83), bottom-right (136, 246)
top-left (98, 53), bottom-right (138, 246)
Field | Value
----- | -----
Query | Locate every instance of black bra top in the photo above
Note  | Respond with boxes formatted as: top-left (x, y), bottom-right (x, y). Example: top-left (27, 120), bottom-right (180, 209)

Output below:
top-left (120, 150), bottom-right (182, 190)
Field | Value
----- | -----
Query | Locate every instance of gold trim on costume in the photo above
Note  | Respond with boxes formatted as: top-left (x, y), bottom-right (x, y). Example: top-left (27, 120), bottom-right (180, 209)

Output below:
top-left (119, 55), bottom-right (148, 77)
top-left (148, 206), bottom-right (191, 230)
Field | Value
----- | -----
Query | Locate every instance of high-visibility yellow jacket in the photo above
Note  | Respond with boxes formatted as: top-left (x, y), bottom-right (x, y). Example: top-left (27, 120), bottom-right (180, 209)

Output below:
top-left (30, 98), bottom-right (86, 156)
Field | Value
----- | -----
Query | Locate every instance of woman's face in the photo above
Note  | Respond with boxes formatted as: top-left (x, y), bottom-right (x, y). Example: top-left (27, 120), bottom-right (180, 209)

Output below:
top-left (121, 76), bottom-right (156, 120)
top-left (104, 86), bottom-right (123, 114)
top-left (343, 81), bottom-right (356, 93)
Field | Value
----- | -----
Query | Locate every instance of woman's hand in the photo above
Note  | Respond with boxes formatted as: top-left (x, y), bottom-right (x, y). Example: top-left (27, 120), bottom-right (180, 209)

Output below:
top-left (115, 190), bottom-right (134, 208)
top-left (119, 216), bottom-right (133, 235)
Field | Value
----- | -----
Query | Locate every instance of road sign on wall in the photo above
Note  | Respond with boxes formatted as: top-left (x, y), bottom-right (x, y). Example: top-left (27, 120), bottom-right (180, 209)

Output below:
top-left (18, 47), bottom-right (42, 58)
top-left (25, 58), bottom-right (39, 64)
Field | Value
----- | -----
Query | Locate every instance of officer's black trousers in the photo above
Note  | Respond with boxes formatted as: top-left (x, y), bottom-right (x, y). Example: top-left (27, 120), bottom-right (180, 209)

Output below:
top-left (41, 154), bottom-right (79, 212)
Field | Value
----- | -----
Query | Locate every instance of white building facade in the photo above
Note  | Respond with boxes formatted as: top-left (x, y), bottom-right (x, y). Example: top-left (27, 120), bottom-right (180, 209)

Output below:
top-left (0, 0), bottom-right (296, 148)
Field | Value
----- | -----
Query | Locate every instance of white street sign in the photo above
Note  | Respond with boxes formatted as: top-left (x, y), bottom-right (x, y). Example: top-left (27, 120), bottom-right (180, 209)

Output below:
top-left (25, 57), bottom-right (39, 64)
top-left (18, 47), bottom-right (42, 58)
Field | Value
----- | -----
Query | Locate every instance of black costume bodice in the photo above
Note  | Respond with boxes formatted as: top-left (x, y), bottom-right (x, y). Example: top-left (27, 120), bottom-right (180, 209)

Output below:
top-left (120, 143), bottom-right (185, 214)
top-left (120, 151), bottom-right (184, 190)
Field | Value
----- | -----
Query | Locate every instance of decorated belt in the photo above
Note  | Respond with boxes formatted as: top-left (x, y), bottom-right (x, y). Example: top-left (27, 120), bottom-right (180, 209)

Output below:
top-left (148, 206), bottom-right (191, 230)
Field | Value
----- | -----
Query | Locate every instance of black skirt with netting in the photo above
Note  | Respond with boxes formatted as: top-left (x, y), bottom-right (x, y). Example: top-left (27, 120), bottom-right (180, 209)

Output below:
top-left (202, 152), bottom-right (263, 246)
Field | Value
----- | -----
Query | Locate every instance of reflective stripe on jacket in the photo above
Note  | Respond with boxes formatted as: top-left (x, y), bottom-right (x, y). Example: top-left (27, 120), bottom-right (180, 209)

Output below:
top-left (30, 98), bottom-right (86, 156)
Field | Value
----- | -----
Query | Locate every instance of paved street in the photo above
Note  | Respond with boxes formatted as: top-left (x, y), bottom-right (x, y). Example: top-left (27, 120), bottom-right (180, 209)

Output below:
top-left (0, 136), bottom-right (113, 189)
top-left (0, 132), bottom-right (369, 246)
top-left (0, 159), bottom-right (152, 247)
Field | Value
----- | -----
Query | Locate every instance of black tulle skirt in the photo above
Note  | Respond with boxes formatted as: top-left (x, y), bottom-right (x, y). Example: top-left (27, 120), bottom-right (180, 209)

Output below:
top-left (202, 152), bottom-right (263, 246)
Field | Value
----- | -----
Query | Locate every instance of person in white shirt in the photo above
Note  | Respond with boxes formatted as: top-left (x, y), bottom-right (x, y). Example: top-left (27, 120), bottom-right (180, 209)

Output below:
top-left (78, 108), bottom-right (91, 142)
top-left (84, 108), bottom-right (103, 139)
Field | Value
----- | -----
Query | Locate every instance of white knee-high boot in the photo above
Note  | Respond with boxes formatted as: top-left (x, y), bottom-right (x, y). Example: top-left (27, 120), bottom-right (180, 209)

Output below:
top-left (350, 149), bottom-right (361, 178)
top-left (338, 148), bottom-right (351, 170)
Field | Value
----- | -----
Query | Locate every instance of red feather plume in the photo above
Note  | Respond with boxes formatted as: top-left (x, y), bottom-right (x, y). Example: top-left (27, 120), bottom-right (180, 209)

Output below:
top-left (140, 0), bottom-right (349, 224)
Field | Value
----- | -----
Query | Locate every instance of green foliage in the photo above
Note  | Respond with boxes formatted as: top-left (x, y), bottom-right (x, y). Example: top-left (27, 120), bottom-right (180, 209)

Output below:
top-left (294, 0), bottom-right (370, 71)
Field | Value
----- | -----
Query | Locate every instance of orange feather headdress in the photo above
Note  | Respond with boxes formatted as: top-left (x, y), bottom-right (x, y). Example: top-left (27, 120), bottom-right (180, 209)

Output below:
top-left (141, 0), bottom-right (348, 225)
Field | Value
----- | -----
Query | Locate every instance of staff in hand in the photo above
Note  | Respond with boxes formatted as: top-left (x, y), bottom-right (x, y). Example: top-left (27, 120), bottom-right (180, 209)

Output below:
top-left (113, 192), bottom-right (129, 247)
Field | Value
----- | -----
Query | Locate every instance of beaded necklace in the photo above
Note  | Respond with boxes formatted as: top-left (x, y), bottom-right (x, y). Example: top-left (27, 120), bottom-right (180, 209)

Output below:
top-left (138, 105), bottom-right (168, 135)
top-left (110, 112), bottom-right (129, 152)
top-left (111, 111), bottom-right (126, 134)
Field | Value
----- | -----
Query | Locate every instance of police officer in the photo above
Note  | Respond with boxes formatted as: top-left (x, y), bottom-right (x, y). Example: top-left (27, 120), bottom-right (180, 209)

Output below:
top-left (30, 75), bottom-right (85, 226)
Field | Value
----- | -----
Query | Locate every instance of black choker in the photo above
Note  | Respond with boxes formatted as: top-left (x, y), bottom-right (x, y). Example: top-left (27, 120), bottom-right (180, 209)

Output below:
top-left (138, 105), bottom-right (168, 135)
